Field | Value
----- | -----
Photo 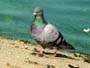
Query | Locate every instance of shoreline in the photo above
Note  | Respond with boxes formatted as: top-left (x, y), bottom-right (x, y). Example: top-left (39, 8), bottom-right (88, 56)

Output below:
top-left (0, 37), bottom-right (90, 68)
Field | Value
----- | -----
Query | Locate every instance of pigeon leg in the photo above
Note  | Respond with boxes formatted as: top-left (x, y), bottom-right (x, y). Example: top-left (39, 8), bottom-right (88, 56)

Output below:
top-left (52, 47), bottom-right (58, 56)
top-left (44, 47), bottom-right (58, 57)
top-left (34, 45), bottom-right (44, 57)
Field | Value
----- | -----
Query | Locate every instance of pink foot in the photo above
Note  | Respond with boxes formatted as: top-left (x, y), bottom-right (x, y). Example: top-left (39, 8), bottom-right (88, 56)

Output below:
top-left (34, 46), bottom-right (44, 57)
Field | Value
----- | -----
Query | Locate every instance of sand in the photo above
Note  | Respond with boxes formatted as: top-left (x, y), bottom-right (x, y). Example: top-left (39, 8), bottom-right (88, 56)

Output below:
top-left (0, 37), bottom-right (90, 68)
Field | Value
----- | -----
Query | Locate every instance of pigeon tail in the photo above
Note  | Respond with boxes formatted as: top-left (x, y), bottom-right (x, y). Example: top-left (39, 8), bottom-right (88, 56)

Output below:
top-left (53, 32), bottom-right (75, 50)
top-left (58, 40), bottom-right (75, 50)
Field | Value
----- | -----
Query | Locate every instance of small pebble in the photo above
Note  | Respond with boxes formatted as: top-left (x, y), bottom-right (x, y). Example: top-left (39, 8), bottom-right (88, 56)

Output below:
top-left (68, 64), bottom-right (80, 68)
top-left (6, 63), bottom-right (10, 66)
top-left (84, 59), bottom-right (90, 63)
top-left (24, 45), bottom-right (29, 49)
top-left (74, 53), bottom-right (81, 57)
top-left (47, 64), bottom-right (55, 68)
top-left (31, 52), bottom-right (37, 55)
top-left (15, 46), bottom-right (19, 48)
top-left (25, 57), bottom-right (38, 64)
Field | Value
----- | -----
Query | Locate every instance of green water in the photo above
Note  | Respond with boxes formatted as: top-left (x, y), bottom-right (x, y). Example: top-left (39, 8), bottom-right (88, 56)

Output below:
top-left (0, 0), bottom-right (90, 54)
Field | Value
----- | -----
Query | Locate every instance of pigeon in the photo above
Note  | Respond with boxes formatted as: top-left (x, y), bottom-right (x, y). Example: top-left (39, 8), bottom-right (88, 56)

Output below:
top-left (31, 7), bottom-right (75, 55)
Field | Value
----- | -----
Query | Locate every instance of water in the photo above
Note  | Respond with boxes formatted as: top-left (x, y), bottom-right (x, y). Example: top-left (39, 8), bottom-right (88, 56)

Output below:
top-left (0, 0), bottom-right (90, 54)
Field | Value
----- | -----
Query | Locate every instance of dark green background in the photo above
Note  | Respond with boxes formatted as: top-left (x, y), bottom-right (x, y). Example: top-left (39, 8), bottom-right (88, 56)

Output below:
top-left (0, 0), bottom-right (90, 54)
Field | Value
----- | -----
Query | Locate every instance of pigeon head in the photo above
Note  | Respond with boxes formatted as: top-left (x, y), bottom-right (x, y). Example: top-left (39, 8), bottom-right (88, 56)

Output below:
top-left (33, 7), bottom-right (44, 17)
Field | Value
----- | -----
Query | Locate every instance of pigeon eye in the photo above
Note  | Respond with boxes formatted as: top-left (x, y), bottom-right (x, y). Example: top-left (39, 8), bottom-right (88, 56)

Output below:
top-left (36, 12), bottom-right (39, 13)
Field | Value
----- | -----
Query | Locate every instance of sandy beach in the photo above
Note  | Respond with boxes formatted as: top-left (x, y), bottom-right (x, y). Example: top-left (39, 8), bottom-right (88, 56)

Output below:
top-left (0, 37), bottom-right (90, 68)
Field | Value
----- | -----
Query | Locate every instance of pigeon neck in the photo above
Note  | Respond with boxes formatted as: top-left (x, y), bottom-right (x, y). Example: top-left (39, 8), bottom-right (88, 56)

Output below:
top-left (34, 16), bottom-right (46, 28)
top-left (35, 16), bottom-right (43, 22)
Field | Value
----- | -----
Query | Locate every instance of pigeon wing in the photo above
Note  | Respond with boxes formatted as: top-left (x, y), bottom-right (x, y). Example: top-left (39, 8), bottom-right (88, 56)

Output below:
top-left (42, 24), bottom-right (59, 42)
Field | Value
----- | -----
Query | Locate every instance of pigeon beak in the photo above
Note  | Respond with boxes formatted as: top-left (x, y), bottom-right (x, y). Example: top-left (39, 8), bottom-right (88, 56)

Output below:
top-left (33, 12), bottom-right (37, 16)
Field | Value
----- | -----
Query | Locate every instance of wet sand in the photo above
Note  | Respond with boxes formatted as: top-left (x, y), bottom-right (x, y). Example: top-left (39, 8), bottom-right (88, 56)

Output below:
top-left (0, 37), bottom-right (90, 68)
